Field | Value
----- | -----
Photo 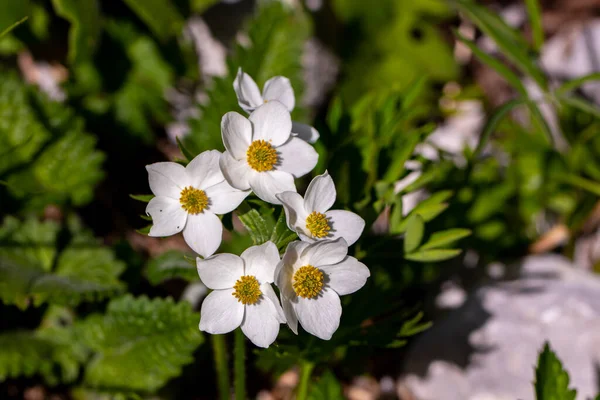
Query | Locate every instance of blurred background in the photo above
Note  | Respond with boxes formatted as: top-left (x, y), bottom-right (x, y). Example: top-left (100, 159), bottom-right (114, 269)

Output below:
top-left (0, 0), bottom-right (599, 399)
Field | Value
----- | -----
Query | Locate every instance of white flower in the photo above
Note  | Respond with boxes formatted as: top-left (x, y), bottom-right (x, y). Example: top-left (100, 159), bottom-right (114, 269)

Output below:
top-left (146, 150), bottom-right (250, 258)
top-left (276, 171), bottom-right (365, 246)
top-left (197, 241), bottom-right (286, 348)
top-left (275, 238), bottom-right (370, 340)
top-left (219, 101), bottom-right (318, 205)
top-left (233, 68), bottom-right (320, 143)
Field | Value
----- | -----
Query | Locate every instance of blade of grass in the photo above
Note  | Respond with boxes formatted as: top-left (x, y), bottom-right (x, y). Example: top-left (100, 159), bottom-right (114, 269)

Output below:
top-left (556, 73), bottom-right (600, 96)
top-left (0, 16), bottom-right (28, 39)
top-left (525, 0), bottom-right (544, 52)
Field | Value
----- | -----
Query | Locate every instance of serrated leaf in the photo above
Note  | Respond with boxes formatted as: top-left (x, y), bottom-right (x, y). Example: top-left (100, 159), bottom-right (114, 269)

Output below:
top-left (270, 210), bottom-right (298, 250)
top-left (81, 295), bottom-right (204, 392)
top-left (130, 194), bottom-right (154, 203)
top-left (420, 229), bottom-right (471, 250)
top-left (0, 328), bottom-right (87, 385)
top-left (145, 250), bottom-right (198, 285)
top-left (51, 0), bottom-right (101, 63)
top-left (405, 248), bottom-right (462, 262)
top-left (308, 370), bottom-right (345, 400)
top-left (121, 0), bottom-right (184, 41)
top-left (238, 209), bottom-right (272, 245)
top-left (534, 342), bottom-right (577, 400)
top-left (404, 214), bottom-right (424, 253)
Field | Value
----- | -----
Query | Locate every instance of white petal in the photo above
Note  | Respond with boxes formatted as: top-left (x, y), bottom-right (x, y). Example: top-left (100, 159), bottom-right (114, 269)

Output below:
top-left (275, 260), bottom-right (296, 300)
top-left (233, 68), bottom-right (263, 113)
top-left (200, 289), bottom-right (244, 334)
top-left (297, 231), bottom-right (316, 243)
top-left (304, 171), bottom-right (336, 213)
top-left (281, 241), bottom-right (310, 271)
top-left (146, 196), bottom-right (187, 237)
top-left (241, 297), bottom-right (281, 348)
top-left (204, 180), bottom-right (250, 215)
top-left (146, 162), bottom-right (189, 198)
top-left (249, 170), bottom-right (296, 205)
top-left (281, 296), bottom-right (298, 334)
top-left (301, 238), bottom-right (348, 267)
top-left (293, 288), bottom-right (341, 340)
top-left (262, 283), bottom-right (286, 323)
top-left (241, 241), bottom-right (280, 284)
top-left (324, 210), bottom-right (365, 246)
top-left (262, 76), bottom-right (295, 112)
top-left (249, 102), bottom-right (292, 146)
top-left (276, 137), bottom-right (319, 178)
top-left (219, 151), bottom-right (253, 191)
top-left (276, 191), bottom-right (308, 231)
top-left (183, 212), bottom-right (223, 258)
top-left (292, 121), bottom-right (320, 143)
top-left (185, 150), bottom-right (224, 190)
top-left (221, 112), bottom-right (252, 160)
top-left (320, 256), bottom-right (370, 296)
top-left (197, 253), bottom-right (243, 289)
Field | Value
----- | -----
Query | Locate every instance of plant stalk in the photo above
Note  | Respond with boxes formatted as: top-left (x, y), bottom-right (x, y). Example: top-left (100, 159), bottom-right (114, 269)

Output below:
top-left (212, 334), bottom-right (230, 400)
top-left (296, 360), bottom-right (315, 400)
top-left (234, 329), bottom-right (246, 400)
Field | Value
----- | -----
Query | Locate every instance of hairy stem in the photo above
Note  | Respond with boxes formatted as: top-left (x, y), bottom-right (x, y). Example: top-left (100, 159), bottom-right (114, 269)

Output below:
top-left (234, 329), bottom-right (246, 400)
top-left (212, 334), bottom-right (230, 400)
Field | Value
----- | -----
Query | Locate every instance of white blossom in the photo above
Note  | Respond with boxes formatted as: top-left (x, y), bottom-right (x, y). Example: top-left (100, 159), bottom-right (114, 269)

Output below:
top-left (219, 101), bottom-right (318, 204)
top-left (146, 150), bottom-right (249, 258)
top-left (277, 171), bottom-right (365, 246)
top-left (233, 68), bottom-right (320, 143)
top-left (197, 242), bottom-right (286, 348)
top-left (275, 238), bottom-right (370, 340)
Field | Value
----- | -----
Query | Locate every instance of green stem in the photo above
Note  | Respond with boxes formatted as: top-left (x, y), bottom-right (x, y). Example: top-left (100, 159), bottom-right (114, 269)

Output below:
top-left (296, 360), bottom-right (315, 400)
top-left (212, 334), bottom-right (230, 400)
top-left (234, 329), bottom-right (246, 400)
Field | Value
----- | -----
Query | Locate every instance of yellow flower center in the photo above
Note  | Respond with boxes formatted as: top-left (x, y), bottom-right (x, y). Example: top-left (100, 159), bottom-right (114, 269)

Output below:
top-left (232, 275), bottom-right (262, 305)
top-left (179, 186), bottom-right (209, 214)
top-left (246, 140), bottom-right (278, 172)
top-left (292, 265), bottom-right (324, 299)
top-left (305, 211), bottom-right (331, 238)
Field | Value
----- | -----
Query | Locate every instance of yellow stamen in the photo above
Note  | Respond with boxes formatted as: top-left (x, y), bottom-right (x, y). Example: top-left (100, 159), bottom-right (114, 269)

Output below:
top-left (292, 265), bottom-right (324, 299)
top-left (246, 140), bottom-right (278, 172)
top-left (179, 186), bottom-right (209, 214)
top-left (306, 211), bottom-right (330, 238)
top-left (232, 275), bottom-right (262, 305)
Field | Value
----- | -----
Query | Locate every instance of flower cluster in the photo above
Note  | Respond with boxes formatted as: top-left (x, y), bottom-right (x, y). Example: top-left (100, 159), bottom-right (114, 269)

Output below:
top-left (146, 69), bottom-right (369, 347)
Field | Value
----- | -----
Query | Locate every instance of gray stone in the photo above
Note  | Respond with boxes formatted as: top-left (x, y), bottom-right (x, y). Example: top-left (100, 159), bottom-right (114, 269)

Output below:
top-left (399, 254), bottom-right (600, 400)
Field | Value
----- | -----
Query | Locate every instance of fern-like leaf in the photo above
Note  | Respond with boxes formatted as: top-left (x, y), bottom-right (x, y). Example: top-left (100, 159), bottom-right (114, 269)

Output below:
top-left (80, 295), bottom-right (204, 392)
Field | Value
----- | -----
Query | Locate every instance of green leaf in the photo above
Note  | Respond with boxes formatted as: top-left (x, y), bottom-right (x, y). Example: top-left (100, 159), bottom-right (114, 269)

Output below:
top-left (176, 137), bottom-right (195, 162)
top-left (0, 328), bottom-right (87, 385)
top-left (555, 72), bottom-right (600, 96)
top-left (456, 0), bottom-right (546, 88)
top-left (238, 209), bottom-right (272, 245)
top-left (191, 0), bottom-right (220, 14)
top-left (404, 214), bottom-right (424, 253)
top-left (534, 342), bottom-right (577, 400)
top-left (270, 210), bottom-right (298, 251)
top-left (308, 370), bottom-right (345, 400)
top-left (145, 250), bottom-right (198, 285)
top-left (560, 96), bottom-right (600, 119)
top-left (525, 0), bottom-right (544, 51)
top-left (51, 0), bottom-right (101, 63)
top-left (81, 295), bottom-right (204, 392)
top-left (0, 0), bottom-right (29, 38)
top-left (405, 248), bottom-right (462, 262)
top-left (420, 229), bottom-right (472, 250)
top-left (0, 216), bottom-right (125, 308)
top-left (0, 16), bottom-right (28, 39)
top-left (129, 194), bottom-right (154, 203)
top-left (121, 0), bottom-right (184, 41)
top-left (557, 174), bottom-right (600, 197)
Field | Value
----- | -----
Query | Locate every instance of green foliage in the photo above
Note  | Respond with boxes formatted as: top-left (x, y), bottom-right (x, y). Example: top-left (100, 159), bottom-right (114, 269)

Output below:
top-left (404, 214), bottom-right (425, 253)
top-left (0, 72), bottom-right (104, 209)
top-left (0, 327), bottom-right (87, 385)
top-left (51, 0), bottom-right (101, 63)
top-left (80, 295), bottom-right (204, 392)
top-left (534, 342), bottom-right (577, 400)
top-left (308, 370), bottom-right (344, 400)
top-left (145, 250), bottom-right (198, 285)
top-left (121, 0), bottom-right (184, 40)
top-left (0, 0), bottom-right (29, 38)
top-left (185, 1), bottom-right (311, 155)
top-left (238, 207), bottom-right (297, 250)
top-left (0, 216), bottom-right (125, 308)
